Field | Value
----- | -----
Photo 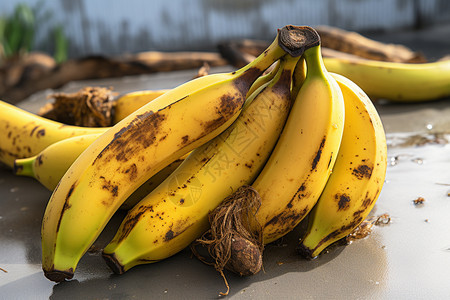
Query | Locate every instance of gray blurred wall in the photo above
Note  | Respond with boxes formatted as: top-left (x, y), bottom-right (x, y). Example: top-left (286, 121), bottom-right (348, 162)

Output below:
top-left (1, 0), bottom-right (450, 58)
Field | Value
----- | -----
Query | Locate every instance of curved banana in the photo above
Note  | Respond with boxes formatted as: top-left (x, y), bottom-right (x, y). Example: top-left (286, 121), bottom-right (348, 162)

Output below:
top-left (297, 73), bottom-right (387, 259)
top-left (12, 133), bottom-right (185, 210)
top-left (41, 25), bottom-right (306, 282)
top-left (249, 43), bottom-right (345, 245)
top-left (0, 101), bottom-right (107, 168)
top-left (323, 57), bottom-right (450, 102)
top-left (101, 54), bottom-right (299, 274)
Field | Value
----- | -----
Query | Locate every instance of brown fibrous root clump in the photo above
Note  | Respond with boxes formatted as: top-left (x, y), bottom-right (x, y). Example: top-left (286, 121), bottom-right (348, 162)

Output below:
top-left (192, 185), bottom-right (264, 296)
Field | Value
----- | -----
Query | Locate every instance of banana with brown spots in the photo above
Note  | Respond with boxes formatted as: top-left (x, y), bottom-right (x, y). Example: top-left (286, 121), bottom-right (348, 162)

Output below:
top-left (248, 40), bottom-right (346, 245)
top-left (298, 73), bottom-right (387, 259)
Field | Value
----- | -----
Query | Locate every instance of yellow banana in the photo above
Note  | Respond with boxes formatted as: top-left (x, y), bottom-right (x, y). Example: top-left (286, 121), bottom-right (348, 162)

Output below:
top-left (41, 25), bottom-right (306, 282)
top-left (12, 133), bottom-right (185, 210)
top-left (249, 42), bottom-right (345, 244)
top-left (298, 73), bottom-right (387, 258)
top-left (113, 89), bottom-right (170, 124)
top-left (13, 134), bottom-right (101, 190)
top-left (102, 54), bottom-right (299, 274)
top-left (323, 57), bottom-right (450, 102)
top-left (0, 101), bottom-right (107, 168)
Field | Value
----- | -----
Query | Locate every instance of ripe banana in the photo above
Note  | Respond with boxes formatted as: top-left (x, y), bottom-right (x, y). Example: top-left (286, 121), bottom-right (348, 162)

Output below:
top-left (41, 25), bottom-right (307, 282)
top-left (249, 42), bottom-right (345, 245)
top-left (298, 73), bottom-right (387, 259)
top-left (0, 100), bottom-right (107, 168)
top-left (323, 57), bottom-right (450, 102)
top-left (102, 54), bottom-right (299, 274)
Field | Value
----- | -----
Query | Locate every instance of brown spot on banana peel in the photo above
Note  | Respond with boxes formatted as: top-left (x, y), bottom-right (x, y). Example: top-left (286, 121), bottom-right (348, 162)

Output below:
top-left (114, 205), bottom-right (151, 242)
top-left (233, 67), bottom-right (265, 95)
top-left (352, 164), bottom-right (373, 180)
top-left (123, 163), bottom-right (138, 181)
top-left (336, 193), bottom-right (351, 211)
top-left (264, 206), bottom-right (310, 242)
top-left (99, 176), bottom-right (119, 198)
top-left (55, 182), bottom-right (77, 233)
top-left (311, 137), bottom-right (326, 171)
top-left (163, 218), bottom-right (192, 242)
top-left (93, 109), bottom-right (165, 165)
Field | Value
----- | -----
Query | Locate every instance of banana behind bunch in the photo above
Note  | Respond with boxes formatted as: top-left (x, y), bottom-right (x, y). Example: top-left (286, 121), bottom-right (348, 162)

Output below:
top-left (298, 73), bottom-right (387, 258)
top-left (101, 55), bottom-right (300, 274)
top-left (323, 57), bottom-right (450, 102)
top-left (0, 101), bottom-right (107, 168)
top-left (41, 25), bottom-right (308, 282)
top-left (248, 42), bottom-right (346, 244)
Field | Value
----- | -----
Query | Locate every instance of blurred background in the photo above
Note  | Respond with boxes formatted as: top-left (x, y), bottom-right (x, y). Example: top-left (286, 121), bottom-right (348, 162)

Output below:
top-left (1, 0), bottom-right (450, 59)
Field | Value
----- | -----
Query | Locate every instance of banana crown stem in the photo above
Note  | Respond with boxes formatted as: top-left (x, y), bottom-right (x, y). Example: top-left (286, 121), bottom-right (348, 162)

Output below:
top-left (303, 46), bottom-right (326, 79)
top-left (13, 157), bottom-right (35, 177)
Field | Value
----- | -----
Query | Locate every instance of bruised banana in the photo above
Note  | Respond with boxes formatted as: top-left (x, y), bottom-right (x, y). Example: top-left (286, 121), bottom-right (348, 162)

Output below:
top-left (12, 133), bottom-right (186, 210)
top-left (0, 100), bottom-right (107, 168)
top-left (323, 57), bottom-right (450, 102)
top-left (298, 73), bottom-right (387, 258)
top-left (249, 42), bottom-right (345, 244)
top-left (102, 54), bottom-right (299, 274)
top-left (41, 25), bottom-right (306, 282)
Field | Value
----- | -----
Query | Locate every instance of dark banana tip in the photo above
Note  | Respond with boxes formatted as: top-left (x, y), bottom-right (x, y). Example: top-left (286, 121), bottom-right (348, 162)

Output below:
top-left (297, 243), bottom-right (317, 260)
top-left (12, 160), bottom-right (22, 175)
top-left (278, 25), bottom-right (321, 57)
top-left (44, 269), bottom-right (74, 282)
top-left (102, 252), bottom-right (125, 275)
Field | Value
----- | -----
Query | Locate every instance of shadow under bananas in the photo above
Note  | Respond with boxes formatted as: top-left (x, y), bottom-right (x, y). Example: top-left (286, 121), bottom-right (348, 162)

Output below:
top-left (0, 165), bottom-right (388, 298)
top-left (44, 213), bottom-right (388, 299)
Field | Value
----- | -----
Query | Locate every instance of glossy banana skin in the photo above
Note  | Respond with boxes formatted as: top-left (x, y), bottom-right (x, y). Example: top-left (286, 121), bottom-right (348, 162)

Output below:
top-left (102, 56), bottom-right (298, 274)
top-left (323, 57), bottom-right (450, 102)
top-left (298, 73), bottom-right (387, 259)
top-left (249, 45), bottom-right (345, 245)
top-left (41, 36), bottom-right (288, 282)
top-left (0, 101), bottom-right (107, 168)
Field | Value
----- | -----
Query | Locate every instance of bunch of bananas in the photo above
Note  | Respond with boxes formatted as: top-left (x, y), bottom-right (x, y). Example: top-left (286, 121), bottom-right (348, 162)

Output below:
top-left (6, 23), bottom-right (446, 283)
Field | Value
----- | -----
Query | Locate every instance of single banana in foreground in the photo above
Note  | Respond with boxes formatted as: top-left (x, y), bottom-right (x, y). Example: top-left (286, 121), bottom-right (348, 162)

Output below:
top-left (41, 25), bottom-right (306, 282)
top-left (0, 100), bottom-right (107, 168)
top-left (323, 57), bottom-right (450, 102)
top-left (101, 54), bottom-right (299, 274)
top-left (297, 73), bottom-right (387, 258)
top-left (248, 41), bottom-right (345, 244)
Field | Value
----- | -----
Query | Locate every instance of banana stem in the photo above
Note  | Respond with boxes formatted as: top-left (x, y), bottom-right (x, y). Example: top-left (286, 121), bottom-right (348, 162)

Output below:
top-left (13, 157), bottom-right (35, 177)
top-left (303, 45), bottom-right (327, 79)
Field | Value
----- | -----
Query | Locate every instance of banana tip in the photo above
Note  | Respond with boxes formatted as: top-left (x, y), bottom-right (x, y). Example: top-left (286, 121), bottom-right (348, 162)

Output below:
top-left (44, 269), bottom-right (74, 282)
top-left (297, 243), bottom-right (317, 260)
top-left (102, 252), bottom-right (125, 275)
